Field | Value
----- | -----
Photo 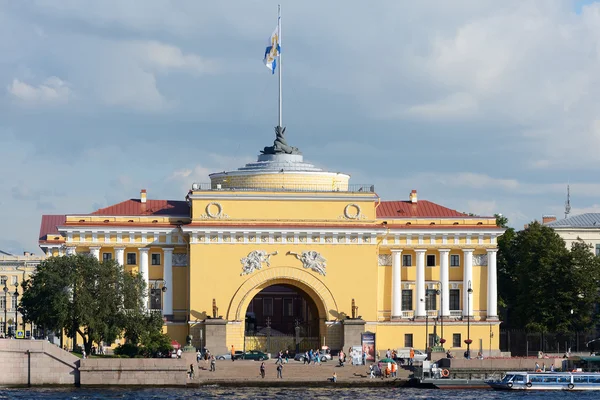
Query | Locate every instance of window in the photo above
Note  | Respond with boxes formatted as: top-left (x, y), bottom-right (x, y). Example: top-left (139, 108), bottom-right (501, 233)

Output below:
top-left (11, 276), bottom-right (17, 285)
top-left (450, 254), bottom-right (460, 267)
top-left (596, 244), bottom-right (600, 256)
top-left (0, 276), bottom-right (6, 285)
top-left (150, 288), bottom-right (162, 310)
top-left (453, 333), bottom-right (461, 348)
top-left (426, 289), bottom-right (437, 310)
top-left (151, 254), bottom-right (161, 265)
top-left (449, 289), bottom-right (460, 311)
top-left (402, 289), bottom-right (413, 311)
top-left (0, 297), bottom-right (5, 310)
top-left (102, 253), bottom-right (112, 261)
top-left (404, 334), bottom-right (413, 348)
top-left (426, 254), bottom-right (436, 267)
top-left (263, 298), bottom-right (273, 316)
top-left (283, 298), bottom-right (293, 317)
top-left (126, 253), bottom-right (137, 265)
top-left (428, 334), bottom-right (436, 348)
top-left (402, 254), bottom-right (412, 267)
top-left (11, 296), bottom-right (17, 310)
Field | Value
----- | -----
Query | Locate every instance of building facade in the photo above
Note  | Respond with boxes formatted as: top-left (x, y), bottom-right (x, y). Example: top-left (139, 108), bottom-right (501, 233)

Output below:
top-left (39, 140), bottom-right (504, 356)
top-left (544, 214), bottom-right (600, 255)
top-left (0, 252), bottom-right (45, 338)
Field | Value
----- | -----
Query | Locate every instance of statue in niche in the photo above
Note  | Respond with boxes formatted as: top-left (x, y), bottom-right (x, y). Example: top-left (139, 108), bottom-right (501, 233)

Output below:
top-left (212, 298), bottom-right (218, 319)
top-left (261, 126), bottom-right (301, 155)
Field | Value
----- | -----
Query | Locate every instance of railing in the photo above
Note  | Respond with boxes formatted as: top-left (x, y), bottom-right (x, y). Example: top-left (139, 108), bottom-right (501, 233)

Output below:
top-left (450, 310), bottom-right (463, 317)
top-left (401, 310), bottom-right (414, 319)
top-left (426, 310), bottom-right (439, 318)
top-left (191, 183), bottom-right (375, 193)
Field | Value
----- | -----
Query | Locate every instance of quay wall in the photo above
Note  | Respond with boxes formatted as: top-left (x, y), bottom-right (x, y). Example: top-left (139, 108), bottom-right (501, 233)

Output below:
top-left (0, 339), bottom-right (79, 386)
top-left (79, 358), bottom-right (188, 386)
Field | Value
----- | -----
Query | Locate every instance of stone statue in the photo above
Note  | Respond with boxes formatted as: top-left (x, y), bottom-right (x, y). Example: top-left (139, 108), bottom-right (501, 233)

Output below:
top-left (261, 126), bottom-right (301, 155)
top-left (352, 298), bottom-right (358, 319)
top-left (186, 335), bottom-right (193, 346)
top-left (240, 250), bottom-right (278, 276)
top-left (212, 298), bottom-right (218, 318)
top-left (286, 250), bottom-right (327, 276)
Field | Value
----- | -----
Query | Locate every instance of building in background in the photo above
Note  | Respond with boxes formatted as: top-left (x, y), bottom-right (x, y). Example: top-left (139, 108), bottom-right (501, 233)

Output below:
top-left (543, 214), bottom-right (600, 254)
top-left (0, 251), bottom-right (46, 338)
top-left (39, 133), bottom-right (504, 356)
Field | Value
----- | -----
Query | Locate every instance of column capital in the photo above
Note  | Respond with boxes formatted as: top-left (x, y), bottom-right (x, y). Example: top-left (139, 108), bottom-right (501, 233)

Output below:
top-left (486, 248), bottom-right (499, 253)
top-left (415, 249), bottom-right (427, 253)
top-left (162, 247), bottom-right (175, 253)
top-left (390, 248), bottom-right (403, 254)
top-left (89, 246), bottom-right (101, 251)
top-left (462, 248), bottom-right (475, 253)
top-left (114, 246), bottom-right (126, 251)
top-left (138, 247), bottom-right (150, 253)
top-left (438, 248), bottom-right (451, 253)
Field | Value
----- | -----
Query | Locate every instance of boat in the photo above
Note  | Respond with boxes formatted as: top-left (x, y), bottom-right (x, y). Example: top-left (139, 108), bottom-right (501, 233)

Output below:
top-left (487, 371), bottom-right (600, 391)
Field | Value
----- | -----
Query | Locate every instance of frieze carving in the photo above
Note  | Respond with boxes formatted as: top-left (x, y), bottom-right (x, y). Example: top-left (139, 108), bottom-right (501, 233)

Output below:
top-left (172, 253), bottom-right (188, 266)
top-left (199, 202), bottom-right (230, 219)
top-left (339, 203), bottom-right (367, 220)
top-left (287, 251), bottom-right (327, 276)
top-left (472, 254), bottom-right (488, 266)
top-left (378, 254), bottom-right (392, 266)
top-left (241, 250), bottom-right (278, 276)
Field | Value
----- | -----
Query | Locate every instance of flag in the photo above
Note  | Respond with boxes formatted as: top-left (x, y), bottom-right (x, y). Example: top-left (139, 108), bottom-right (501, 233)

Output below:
top-left (263, 24), bottom-right (280, 74)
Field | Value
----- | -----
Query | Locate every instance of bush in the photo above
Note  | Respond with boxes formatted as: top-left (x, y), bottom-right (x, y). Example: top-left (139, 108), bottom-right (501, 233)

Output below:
top-left (114, 343), bottom-right (140, 358)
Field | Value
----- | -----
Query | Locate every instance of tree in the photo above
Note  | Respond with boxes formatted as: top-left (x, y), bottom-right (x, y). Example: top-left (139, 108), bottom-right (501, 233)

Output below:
top-left (20, 254), bottom-right (146, 355)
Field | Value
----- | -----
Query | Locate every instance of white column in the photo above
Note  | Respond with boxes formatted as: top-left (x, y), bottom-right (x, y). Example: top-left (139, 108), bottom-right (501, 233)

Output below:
top-left (462, 249), bottom-right (474, 317)
top-left (139, 248), bottom-right (149, 310)
top-left (391, 249), bottom-right (402, 319)
top-left (115, 247), bottom-right (125, 267)
top-left (415, 249), bottom-right (426, 318)
top-left (89, 247), bottom-right (101, 260)
top-left (65, 247), bottom-right (77, 256)
top-left (163, 248), bottom-right (174, 316)
top-left (487, 249), bottom-right (498, 320)
top-left (439, 249), bottom-right (450, 318)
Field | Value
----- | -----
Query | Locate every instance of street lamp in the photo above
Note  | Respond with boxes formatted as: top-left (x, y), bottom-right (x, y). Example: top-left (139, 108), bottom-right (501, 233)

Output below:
top-left (432, 280), bottom-right (444, 348)
top-left (464, 280), bottom-right (473, 358)
top-left (13, 282), bottom-right (19, 335)
top-left (2, 280), bottom-right (8, 337)
top-left (420, 298), bottom-right (428, 354)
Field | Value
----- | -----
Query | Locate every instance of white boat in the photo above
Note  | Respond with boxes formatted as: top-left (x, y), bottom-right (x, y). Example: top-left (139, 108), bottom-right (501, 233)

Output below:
top-left (487, 371), bottom-right (600, 391)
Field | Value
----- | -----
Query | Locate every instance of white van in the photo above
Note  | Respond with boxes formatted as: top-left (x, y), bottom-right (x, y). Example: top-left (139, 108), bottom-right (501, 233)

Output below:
top-left (395, 348), bottom-right (427, 363)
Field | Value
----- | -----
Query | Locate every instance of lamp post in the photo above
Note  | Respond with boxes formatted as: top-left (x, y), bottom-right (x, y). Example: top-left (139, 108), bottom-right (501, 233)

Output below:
top-left (13, 282), bottom-right (19, 335)
top-left (2, 280), bottom-right (8, 337)
top-left (431, 280), bottom-right (444, 348)
top-left (465, 280), bottom-right (473, 358)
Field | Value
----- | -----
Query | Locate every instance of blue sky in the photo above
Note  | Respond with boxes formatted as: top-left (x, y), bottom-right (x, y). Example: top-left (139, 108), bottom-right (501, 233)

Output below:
top-left (2, 0), bottom-right (600, 254)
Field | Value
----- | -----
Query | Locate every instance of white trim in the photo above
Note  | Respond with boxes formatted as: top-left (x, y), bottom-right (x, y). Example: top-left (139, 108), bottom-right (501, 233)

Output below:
top-left (187, 193), bottom-right (374, 202)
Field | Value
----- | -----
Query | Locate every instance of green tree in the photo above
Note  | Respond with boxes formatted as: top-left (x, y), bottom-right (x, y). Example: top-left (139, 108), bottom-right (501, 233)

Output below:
top-left (20, 254), bottom-right (146, 355)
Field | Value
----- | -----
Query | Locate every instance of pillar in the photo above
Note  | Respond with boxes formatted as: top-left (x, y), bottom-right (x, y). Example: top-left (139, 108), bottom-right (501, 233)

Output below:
top-left (65, 247), bottom-right (76, 256)
top-left (439, 249), bottom-right (450, 318)
top-left (487, 249), bottom-right (498, 320)
top-left (391, 249), bottom-right (402, 319)
top-left (415, 249), bottom-right (426, 318)
top-left (89, 247), bottom-right (101, 261)
top-left (139, 248), bottom-right (149, 310)
top-left (163, 248), bottom-right (174, 316)
top-left (462, 249), bottom-right (474, 317)
top-left (115, 247), bottom-right (125, 267)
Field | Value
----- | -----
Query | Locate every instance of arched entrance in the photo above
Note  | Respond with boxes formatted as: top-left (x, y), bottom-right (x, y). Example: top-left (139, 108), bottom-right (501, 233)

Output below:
top-left (228, 267), bottom-right (339, 354)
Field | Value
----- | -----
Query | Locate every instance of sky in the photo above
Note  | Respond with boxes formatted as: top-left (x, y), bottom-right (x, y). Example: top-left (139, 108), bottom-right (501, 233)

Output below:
top-left (2, 0), bottom-right (600, 255)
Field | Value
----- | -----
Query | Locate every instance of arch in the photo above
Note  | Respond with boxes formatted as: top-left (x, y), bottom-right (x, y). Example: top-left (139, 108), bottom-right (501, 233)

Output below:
top-left (227, 266), bottom-right (338, 322)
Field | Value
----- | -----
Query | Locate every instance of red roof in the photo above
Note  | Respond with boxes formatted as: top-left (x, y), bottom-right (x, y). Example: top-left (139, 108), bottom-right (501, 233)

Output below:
top-left (377, 200), bottom-right (469, 218)
top-left (90, 199), bottom-right (189, 217)
top-left (39, 215), bottom-right (66, 241)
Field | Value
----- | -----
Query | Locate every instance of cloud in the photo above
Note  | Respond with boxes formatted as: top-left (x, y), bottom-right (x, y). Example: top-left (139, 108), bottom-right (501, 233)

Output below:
top-left (405, 92), bottom-right (479, 119)
top-left (7, 77), bottom-right (72, 105)
top-left (132, 41), bottom-right (218, 74)
top-left (467, 200), bottom-right (498, 216)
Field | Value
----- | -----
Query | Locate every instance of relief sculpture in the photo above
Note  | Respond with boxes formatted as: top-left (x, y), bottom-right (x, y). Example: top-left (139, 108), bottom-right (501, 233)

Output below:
top-left (240, 250), bottom-right (278, 276)
top-left (286, 250), bottom-right (327, 276)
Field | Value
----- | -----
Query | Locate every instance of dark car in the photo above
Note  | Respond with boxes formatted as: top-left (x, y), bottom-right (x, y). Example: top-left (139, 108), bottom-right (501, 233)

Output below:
top-left (241, 350), bottom-right (269, 361)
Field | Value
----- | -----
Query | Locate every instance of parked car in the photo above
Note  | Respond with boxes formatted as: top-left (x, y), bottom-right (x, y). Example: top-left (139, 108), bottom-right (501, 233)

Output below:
top-left (216, 351), bottom-right (244, 360)
top-left (241, 350), bottom-right (269, 361)
top-left (395, 348), bottom-right (427, 363)
top-left (294, 350), bottom-right (331, 362)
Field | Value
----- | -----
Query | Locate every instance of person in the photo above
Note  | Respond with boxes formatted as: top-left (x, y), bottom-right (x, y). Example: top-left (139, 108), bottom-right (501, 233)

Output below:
top-left (276, 351), bottom-right (283, 365)
top-left (550, 364), bottom-right (555, 372)
top-left (260, 362), bottom-right (266, 378)
top-left (285, 350), bottom-right (289, 363)
top-left (391, 361), bottom-right (397, 378)
top-left (338, 351), bottom-right (345, 367)
top-left (477, 351), bottom-right (484, 360)
top-left (386, 348), bottom-right (391, 359)
top-left (535, 362), bottom-right (540, 371)
top-left (362, 350), bottom-right (367, 365)
top-left (308, 349), bottom-right (313, 365)
top-left (329, 372), bottom-right (337, 383)
top-left (384, 365), bottom-right (390, 378)
top-left (189, 364), bottom-right (195, 379)
top-left (446, 350), bottom-right (453, 359)
top-left (464, 350), bottom-right (470, 359)
top-left (210, 355), bottom-right (216, 372)
top-left (369, 364), bottom-right (375, 378)
top-left (177, 348), bottom-right (182, 359)
top-left (82, 349), bottom-right (86, 359)
top-left (303, 351), bottom-right (309, 365)
top-left (277, 363), bottom-right (283, 379)
top-left (409, 348), bottom-right (415, 366)
top-left (542, 363), bottom-right (546, 372)
top-left (230, 345), bottom-right (235, 362)
top-left (196, 350), bottom-right (201, 364)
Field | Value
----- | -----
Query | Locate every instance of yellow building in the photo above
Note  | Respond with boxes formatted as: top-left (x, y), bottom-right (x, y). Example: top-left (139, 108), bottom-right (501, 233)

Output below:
top-left (0, 251), bottom-right (45, 338)
top-left (39, 138), bottom-right (504, 357)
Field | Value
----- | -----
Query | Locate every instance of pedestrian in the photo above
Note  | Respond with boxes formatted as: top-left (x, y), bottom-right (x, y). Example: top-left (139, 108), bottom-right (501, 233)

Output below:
top-left (230, 345), bottom-right (235, 362)
top-left (386, 348), bottom-right (391, 359)
top-left (307, 349), bottom-right (313, 365)
top-left (550, 364), bottom-right (555, 372)
top-left (189, 364), bottom-right (195, 379)
top-left (391, 362), bottom-right (397, 378)
top-left (304, 351), bottom-right (309, 365)
top-left (196, 350), bottom-right (201, 364)
top-left (277, 363), bottom-right (283, 379)
top-left (362, 350), bottom-right (367, 365)
top-left (409, 348), bottom-right (414, 366)
top-left (210, 355), bottom-right (216, 372)
top-left (369, 364), bottom-right (375, 378)
top-left (177, 348), bottom-right (182, 359)
top-left (338, 351), bottom-right (345, 367)
top-left (285, 350), bottom-right (289, 363)
top-left (329, 372), bottom-right (337, 383)
top-left (260, 361), bottom-right (266, 378)
top-left (535, 362), bottom-right (540, 371)
top-left (542, 363), bottom-right (546, 372)
top-left (276, 351), bottom-right (283, 365)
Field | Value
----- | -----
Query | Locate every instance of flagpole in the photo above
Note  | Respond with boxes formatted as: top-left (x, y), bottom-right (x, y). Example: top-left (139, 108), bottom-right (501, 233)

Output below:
top-left (278, 4), bottom-right (282, 128)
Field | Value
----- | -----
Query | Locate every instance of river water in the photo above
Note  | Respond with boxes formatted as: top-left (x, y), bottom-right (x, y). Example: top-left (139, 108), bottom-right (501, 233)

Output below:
top-left (0, 387), bottom-right (596, 399)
